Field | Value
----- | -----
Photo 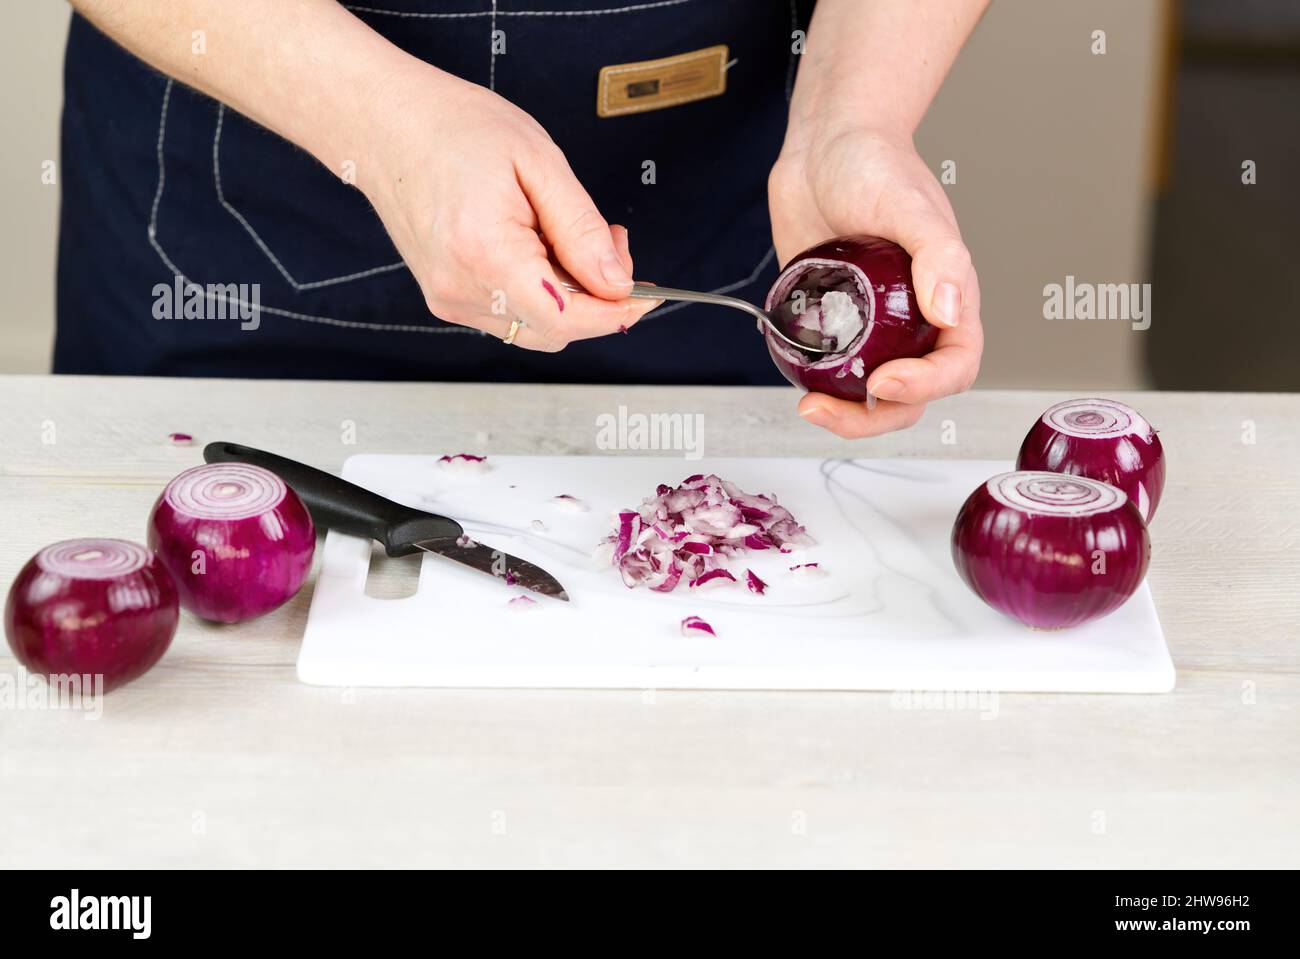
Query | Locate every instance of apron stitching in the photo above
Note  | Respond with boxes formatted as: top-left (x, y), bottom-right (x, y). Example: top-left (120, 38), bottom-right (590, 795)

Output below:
top-left (212, 104), bottom-right (406, 290)
top-left (345, 1), bottom-right (693, 19)
top-left (148, 79), bottom-right (479, 336)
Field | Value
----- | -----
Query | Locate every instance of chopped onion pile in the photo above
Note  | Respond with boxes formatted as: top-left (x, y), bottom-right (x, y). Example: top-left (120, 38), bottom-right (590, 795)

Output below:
top-left (605, 474), bottom-right (813, 592)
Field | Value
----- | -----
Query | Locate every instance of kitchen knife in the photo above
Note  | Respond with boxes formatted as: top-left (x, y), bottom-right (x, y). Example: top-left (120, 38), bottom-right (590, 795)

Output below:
top-left (203, 441), bottom-right (569, 601)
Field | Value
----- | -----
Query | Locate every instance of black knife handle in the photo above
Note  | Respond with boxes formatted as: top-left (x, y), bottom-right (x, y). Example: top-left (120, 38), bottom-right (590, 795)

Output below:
top-left (202, 441), bottom-right (461, 556)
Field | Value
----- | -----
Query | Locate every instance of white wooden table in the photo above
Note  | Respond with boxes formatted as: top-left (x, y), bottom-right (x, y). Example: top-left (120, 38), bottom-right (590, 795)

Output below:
top-left (1, 375), bottom-right (1296, 868)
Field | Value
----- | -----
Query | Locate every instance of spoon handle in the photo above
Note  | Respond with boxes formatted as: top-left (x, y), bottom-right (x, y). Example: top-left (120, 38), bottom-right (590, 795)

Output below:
top-left (559, 281), bottom-right (830, 354)
top-left (626, 284), bottom-right (771, 323)
top-left (561, 280), bottom-right (765, 323)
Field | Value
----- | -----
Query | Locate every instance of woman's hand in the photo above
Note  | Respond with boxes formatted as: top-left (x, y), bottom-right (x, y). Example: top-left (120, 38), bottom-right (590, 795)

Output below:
top-left (769, 125), bottom-right (983, 438)
top-left (356, 64), bottom-right (655, 351)
top-left (69, 0), bottom-right (650, 351)
top-left (769, 0), bottom-right (989, 438)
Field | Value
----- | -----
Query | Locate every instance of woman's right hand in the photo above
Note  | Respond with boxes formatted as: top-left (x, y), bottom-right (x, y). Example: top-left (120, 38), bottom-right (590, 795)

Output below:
top-left (355, 63), bottom-right (654, 350)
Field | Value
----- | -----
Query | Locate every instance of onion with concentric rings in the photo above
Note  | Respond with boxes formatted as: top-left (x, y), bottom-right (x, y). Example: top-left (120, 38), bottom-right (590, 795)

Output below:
top-left (951, 471), bottom-right (1150, 629)
top-left (4, 537), bottom-right (179, 691)
top-left (1016, 397), bottom-right (1165, 522)
top-left (148, 463), bottom-right (315, 623)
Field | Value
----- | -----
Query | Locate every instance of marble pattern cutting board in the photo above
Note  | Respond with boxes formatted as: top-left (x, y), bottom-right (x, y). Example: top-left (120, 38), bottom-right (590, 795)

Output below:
top-left (298, 455), bottom-right (1174, 692)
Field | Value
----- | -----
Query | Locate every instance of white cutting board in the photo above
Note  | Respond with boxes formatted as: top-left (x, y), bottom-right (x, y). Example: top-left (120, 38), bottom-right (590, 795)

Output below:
top-left (299, 455), bottom-right (1174, 693)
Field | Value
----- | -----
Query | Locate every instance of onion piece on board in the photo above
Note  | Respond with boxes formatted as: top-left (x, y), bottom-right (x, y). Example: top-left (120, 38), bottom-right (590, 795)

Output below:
top-left (680, 615), bottom-right (716, 638)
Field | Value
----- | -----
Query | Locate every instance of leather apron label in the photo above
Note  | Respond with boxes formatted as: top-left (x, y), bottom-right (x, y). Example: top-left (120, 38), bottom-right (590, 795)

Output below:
top-left (596, 44), bottom-right (728, 118)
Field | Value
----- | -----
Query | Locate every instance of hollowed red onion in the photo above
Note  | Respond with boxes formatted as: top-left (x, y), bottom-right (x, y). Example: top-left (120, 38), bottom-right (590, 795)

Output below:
top-left (1016, 397), bottom-right (1166, 522)
top-left (147, 463), bottom-right (315, 623)
top-left (951, 471), bottom-right (1150, 629)
top-left (763, 235), bottom-right (939, 402)
top-left (4, 538), bottom-right (179, 691)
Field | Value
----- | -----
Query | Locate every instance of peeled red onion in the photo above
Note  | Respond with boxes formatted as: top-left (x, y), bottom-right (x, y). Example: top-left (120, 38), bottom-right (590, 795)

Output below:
top-left (1016, 397), bottom-right (1166, 522)
top-left (951, 471), bottom-right (1150, 629)
top-left (147, 463), bottom-right (315, 623)
top-left (763, 235), bottom-right (939, 402)
top-left (4, 538), bottom-right (179, 691)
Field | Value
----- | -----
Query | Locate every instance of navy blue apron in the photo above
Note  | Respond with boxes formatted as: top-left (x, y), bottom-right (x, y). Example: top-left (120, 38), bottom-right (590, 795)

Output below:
top-left (56, 1), bottom-right (811, 384)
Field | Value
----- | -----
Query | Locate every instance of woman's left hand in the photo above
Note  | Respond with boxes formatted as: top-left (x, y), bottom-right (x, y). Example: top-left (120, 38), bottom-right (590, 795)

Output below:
top-left (768, 125), bottom-right (984, 438)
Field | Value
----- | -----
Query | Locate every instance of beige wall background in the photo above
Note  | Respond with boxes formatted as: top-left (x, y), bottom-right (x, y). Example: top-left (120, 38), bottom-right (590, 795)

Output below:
top-left (0, 1), bottom-right (1160, 386)
top-left (1, 2), bottom-right (70, 373)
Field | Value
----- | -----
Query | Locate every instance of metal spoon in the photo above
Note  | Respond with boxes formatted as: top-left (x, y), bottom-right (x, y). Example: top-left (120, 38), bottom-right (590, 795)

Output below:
top-left (559, 280), bottom-right (836, 355)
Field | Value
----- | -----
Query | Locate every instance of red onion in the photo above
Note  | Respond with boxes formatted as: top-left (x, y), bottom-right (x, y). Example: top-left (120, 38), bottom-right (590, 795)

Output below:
top-left (4, 538), bottom-right (179, 691)
top-left (605, 474), bottom-right (813, 592)
top-left (951, 471), bottom-right (1150, 629)
top-left (147, 463), bottom-right (315, 623)
top-left (1016, 397), bottom-right (1166, 522)
top-left (763, 235), bottom-right (939, 402)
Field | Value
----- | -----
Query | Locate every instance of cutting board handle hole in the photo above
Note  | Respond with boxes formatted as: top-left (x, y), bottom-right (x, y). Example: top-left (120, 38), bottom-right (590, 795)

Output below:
top-left (363, 542), bottom-right (422, 601)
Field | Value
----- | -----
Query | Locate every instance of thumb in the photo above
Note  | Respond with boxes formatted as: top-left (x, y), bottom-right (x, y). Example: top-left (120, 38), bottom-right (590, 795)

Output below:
top-left (517, 151), bottom-right (633, 300)
top-left (880, 201), bottom-right (972, 330)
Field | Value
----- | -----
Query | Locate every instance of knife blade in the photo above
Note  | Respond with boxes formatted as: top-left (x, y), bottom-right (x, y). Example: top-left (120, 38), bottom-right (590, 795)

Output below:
top-left (412, 537), bottom-right (569, 601)
top-left (203, 441), bottom-right (570, 602)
